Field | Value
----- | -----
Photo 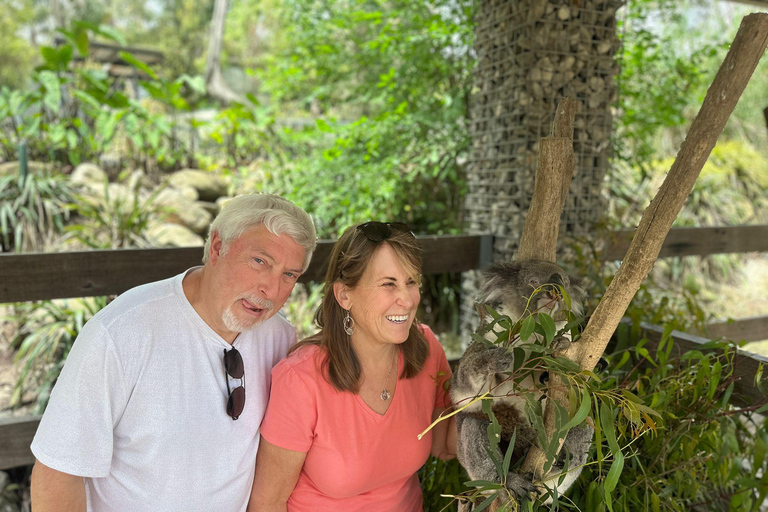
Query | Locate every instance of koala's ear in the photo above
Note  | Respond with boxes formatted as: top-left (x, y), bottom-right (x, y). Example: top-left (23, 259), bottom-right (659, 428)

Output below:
top-left (568, 275), bottom-right (588, 302)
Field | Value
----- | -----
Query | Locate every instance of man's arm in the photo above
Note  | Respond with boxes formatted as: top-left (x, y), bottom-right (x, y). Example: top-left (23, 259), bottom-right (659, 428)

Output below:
top-left (247, 437), bottom-right (306, 512)
top-left (31, 460), bottom-right (86, 512)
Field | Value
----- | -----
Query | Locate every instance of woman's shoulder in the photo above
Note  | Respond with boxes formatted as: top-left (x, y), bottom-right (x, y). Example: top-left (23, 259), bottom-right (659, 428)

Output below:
top-left (274, 342), bottom-right (326, 377)
top-left (417, 323), bottom-right (443, 352)
top-left (417, 322), bottom-right (450, 369)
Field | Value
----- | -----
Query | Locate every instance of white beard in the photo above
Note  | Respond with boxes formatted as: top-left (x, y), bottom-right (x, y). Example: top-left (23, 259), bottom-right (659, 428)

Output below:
top-left (221, 304), bottom-right (265, 333)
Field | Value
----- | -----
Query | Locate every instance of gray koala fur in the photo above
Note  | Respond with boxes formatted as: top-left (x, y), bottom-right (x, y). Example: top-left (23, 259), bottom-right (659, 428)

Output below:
top-left (451, 260), bottom-right (594, 506)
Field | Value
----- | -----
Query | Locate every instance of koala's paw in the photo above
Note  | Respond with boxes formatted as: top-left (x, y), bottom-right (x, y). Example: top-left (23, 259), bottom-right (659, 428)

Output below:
top-left (551, 335), bottom-right (571, 354)
top-left (505, 472), bottom-right (539, 499)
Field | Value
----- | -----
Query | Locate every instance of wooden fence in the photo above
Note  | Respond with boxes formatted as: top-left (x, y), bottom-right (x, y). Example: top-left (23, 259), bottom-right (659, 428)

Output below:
top-left (1, 224), bottom-right (767, 470)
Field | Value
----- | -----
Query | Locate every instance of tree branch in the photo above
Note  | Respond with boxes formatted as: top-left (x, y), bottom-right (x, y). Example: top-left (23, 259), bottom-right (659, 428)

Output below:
top-left (520, 12), bottom-right (768, 482)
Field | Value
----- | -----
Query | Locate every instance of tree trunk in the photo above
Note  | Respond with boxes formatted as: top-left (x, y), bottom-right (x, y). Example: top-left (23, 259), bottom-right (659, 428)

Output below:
top-left (204, 0), bottom-right (244, 105)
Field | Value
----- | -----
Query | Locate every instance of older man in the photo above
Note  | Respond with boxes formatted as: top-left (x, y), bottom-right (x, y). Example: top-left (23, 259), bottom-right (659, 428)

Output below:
top-left (30, 194), bottom-right (316, 512)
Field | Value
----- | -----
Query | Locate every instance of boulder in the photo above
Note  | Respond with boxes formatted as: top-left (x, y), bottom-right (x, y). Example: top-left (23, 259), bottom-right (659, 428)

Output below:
top-left (156, 188), bottom-right (213, 235)
top-left (216, 196), bottom-right (233, 210)
top-left (168, 169), bottom-right (228, 201)
top-left (147, 223), bottom-right (204, 248)
top-left (197, 201), bottom-right (219, 217)
top-left (125, 169), bottom-right (154, 191)
top-left (71, 163), bottom-right (108, 187)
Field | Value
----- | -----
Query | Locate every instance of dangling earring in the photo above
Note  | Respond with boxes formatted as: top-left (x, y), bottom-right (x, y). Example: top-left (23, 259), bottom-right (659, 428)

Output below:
top-left (343, 309), bottom-right (355, 336)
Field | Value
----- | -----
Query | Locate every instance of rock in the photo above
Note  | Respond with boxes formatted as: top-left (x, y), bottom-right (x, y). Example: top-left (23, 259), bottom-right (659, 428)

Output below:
top-left (216, 196), bottom-right (233, 211)
top-left (174, 185), bottom-right (199, 202)
top-left (147, 223), bottom-right (204, 248)
top-left (168, 169), bottom-right (228, 202)
top-left (71, 163), bottom-right (108, 187)
top-left (197, 201), bottom-right (219, 217)
top-left (156, 188), bottom-right (213, 235)
top-left (126, 169), bottom-right (154, 191)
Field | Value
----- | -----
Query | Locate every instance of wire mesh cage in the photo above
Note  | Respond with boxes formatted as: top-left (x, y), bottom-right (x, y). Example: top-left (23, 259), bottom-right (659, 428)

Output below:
top-left (461, 0), bottom-right (622, 333)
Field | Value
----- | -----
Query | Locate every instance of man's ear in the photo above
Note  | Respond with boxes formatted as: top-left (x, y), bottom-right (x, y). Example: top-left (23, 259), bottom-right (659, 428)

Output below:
top-left (209, 231), bottom-right (223, 265)
top-left (333, 282), bottom-right (352, 310)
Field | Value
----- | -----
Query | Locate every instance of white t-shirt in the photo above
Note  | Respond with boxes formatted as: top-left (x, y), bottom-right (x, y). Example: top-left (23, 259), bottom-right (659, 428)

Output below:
top-left (31, 269), bottom-right (297, 512)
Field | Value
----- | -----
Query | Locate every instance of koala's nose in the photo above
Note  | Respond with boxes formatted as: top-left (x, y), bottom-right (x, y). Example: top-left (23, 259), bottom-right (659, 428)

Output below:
top-left (548, 273), bottom-right (564, 287)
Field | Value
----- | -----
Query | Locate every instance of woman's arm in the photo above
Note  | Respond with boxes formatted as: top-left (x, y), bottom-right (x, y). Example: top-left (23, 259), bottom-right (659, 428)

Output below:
top-left (248, 437), bottom-right (307, 512)
top-left (430, 407), bottom-right (457, 460)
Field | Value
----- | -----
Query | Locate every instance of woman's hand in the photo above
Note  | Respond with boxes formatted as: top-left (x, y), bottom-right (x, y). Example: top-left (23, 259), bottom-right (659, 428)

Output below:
top-left (248, 436), bottom-right (307, 512)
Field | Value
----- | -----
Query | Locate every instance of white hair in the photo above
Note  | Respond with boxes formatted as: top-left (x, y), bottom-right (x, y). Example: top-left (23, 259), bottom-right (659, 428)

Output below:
top-left (203, 194), bottom-right (316, 271)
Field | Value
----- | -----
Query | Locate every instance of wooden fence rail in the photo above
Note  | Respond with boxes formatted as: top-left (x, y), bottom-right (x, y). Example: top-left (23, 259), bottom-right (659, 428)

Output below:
top-left (0, 235), bottom-right (494, 303)
top-left (3, 224), bottom-right (768, 304)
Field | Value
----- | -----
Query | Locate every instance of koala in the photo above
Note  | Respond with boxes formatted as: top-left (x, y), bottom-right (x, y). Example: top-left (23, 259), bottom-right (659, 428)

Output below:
top-left (452, 260), bottom-right (594, 507)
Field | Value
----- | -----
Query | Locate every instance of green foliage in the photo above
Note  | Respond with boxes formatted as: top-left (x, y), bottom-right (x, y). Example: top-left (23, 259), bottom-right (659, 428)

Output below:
top-left (0, 0), bottom-right (36, 88)
top-left (260, 0), bottom-right (475, 236)
top-left (567, 323), bottom-right (768, 511)
top-left (6, 297), bottom-right (108, 413)
top-left (62, 179), bottom-right (163, 249)
top-left (0, 169), bottom-right (74, 252)
top-left (280, 283), bottom-right (324, 341)
top-left (0, 21), bottom-right (279, 171)
top-left (616, 0), bottom-right (727, 167)
top-left (420, 456), bottom-right (465, 512)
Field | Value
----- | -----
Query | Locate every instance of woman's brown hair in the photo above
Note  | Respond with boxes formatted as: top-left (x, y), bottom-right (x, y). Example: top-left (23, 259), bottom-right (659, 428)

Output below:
top-left (290, 223), bottom-right (429, 393)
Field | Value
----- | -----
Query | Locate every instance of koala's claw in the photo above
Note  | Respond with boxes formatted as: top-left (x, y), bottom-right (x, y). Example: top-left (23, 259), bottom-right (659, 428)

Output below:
top-left (504, 472), bottom-right (539, 499)
top-left (551, 335), bottom-right (571, 353)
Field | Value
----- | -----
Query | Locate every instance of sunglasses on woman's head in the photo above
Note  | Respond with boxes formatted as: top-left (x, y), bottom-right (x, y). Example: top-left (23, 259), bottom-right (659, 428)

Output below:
top-left (223, 347), bottom-right (245, 420)
top-left (356, 221), bottom-right (415, 243)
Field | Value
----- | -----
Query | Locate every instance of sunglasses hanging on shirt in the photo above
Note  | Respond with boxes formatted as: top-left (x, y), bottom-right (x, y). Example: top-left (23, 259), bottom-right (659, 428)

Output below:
top-left (223, 347), bottom-right (245, 420)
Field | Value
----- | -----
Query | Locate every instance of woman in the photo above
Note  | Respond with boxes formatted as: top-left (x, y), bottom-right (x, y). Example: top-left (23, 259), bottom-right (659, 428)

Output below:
top-left (249, 221), bottom-right (455, 511)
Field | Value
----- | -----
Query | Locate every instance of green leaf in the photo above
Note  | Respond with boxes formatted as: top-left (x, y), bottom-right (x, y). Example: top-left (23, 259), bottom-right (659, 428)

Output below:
top-left (502, 428), bottom-right (517, 478)
top-left (75, 27), bottom-right (89, 57)
top-left (316, 118), bottom-right (332, 132)
top-left (94, 24), bottom-right (126, 46)
top-left (561, 389), bottom-right (591, 432)
top-left (604, 452), bottom-right (625, 493)
top-left (119, 52), bottom-right (158, 80)
top-left (37, 71), bottom-right (61, 113)
top-left (520, 315), bottom-right (536, 341)
top-left (600, 402), bottom-right (620, 454)
top-left (464, 480), bottom-right (503, 489)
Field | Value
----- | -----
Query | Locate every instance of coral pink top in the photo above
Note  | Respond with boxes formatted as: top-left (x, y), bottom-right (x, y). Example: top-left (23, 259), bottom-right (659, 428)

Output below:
top-left (260, 325), bottom-right (452, 512)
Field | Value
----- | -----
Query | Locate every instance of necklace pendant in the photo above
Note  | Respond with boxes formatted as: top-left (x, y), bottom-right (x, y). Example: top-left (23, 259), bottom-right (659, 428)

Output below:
top-left (380, 389), bottom-right (391, 401)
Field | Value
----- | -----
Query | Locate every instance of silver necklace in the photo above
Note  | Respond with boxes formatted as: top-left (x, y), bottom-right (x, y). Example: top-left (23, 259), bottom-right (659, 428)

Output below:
top-left (374, 349), bottom-right (397, 401)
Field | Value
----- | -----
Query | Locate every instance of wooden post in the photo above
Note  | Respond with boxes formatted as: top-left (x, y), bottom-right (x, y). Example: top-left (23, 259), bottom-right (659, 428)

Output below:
top-left (516, 98), bottom-right (578, 262)
top-left (520, 12), bottom-right (768, 480)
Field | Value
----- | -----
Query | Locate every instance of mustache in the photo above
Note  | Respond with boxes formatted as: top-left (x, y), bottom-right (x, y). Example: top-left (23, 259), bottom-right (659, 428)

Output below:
top-left (239, 294), bottom-right (274, 312)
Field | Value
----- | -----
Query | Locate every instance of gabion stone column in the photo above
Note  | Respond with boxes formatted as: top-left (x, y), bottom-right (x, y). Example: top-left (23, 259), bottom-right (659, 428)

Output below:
top-left (461, 0), bottom-right (622, 335)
